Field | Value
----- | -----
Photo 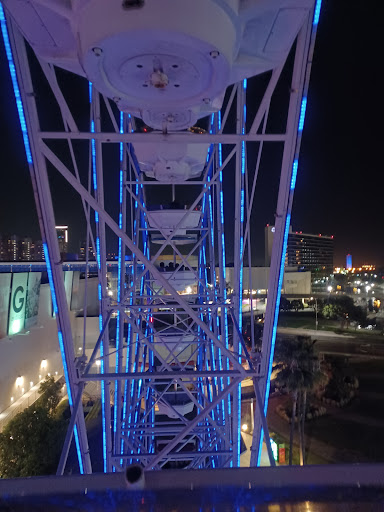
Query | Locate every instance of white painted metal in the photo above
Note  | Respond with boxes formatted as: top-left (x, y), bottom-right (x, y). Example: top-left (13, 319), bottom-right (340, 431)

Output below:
top-left (4, 0), bottom-right (314, 130)
top-left (1, 0), bottom-right (319, 473)
top-left (3, 17), bottom-right (92, 474)
top-left (134, 135), bottom-right (210, 182)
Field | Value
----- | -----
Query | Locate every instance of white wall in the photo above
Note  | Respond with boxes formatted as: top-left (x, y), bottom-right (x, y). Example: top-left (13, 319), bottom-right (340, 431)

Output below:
top-left (72, 316), bottom-right (100, 353)
top-left (224, 267), bottom-right (311, 295)
top-left (283, 271), bottom-right (311, 295)
top-left (0, 284), bottom-right (63, 413)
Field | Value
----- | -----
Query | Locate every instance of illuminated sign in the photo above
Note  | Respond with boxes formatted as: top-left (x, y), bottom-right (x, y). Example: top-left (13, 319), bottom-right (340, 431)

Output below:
top-left (8, 273), bottom-right (28, 335)
top-left (0, 274), bottom-right (11, 339)
top-left (25, 272), bottom-right (41, 329)
top-left (270, 438), bottom-right (278, 461)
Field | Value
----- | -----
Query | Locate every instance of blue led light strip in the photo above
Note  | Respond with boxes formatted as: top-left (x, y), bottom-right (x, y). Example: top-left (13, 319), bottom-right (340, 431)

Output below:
top-left (89, 83), bottom-right (107, 472)
top-left (114, 113), bottom-right (124, 448)
top-left (131, 198), bottom-right (148, 461)
top-left (290, 160), bottom-right (299, 190)
top-left (196, 203), bottom-right (208, 461)
top-left (121, 269), bottom-right (134, 461)
top-left (298, 97), bottom-right (307, 132)
top-left (265, 212), bottom-right (291, 409)
top-left (121, 121), bottom-right (135, 464)
top-left (257, 0), bottom-right (323, 465)
top-left (313, 0), bottom-right (322, 25)
top-left (121, 149), bottom-right (145, 465)
top-left (44, 244), bottom-right (84, 473)
top-left (256, 214), bottom-right (291, 464)
top-left (210, 116), bottom-right (227, 455)
top-left (0, 4), bottom-right (33, 164)
top-left (234, 79), bottom-right (247, 466)
top-left (206, 134), bottom-right (222, 462)
top-left (217, 111), bottom-right (231, 424)
top-left (2, 8), bottom-right (84, 473)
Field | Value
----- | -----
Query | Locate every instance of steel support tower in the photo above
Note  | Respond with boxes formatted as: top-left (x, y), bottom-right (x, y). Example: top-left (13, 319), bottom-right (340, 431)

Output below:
top-left (1, 0), bottom-right (322, 473)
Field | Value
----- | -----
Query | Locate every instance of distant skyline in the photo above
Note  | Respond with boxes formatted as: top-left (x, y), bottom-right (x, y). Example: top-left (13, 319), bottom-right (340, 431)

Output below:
top-left (0, 2), bottom-right (383, 267)
top-left (0, 226), bottom-right (378, 269)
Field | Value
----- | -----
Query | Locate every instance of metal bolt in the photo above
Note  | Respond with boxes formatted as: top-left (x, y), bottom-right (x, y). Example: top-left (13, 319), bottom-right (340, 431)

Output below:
top-left (92, 47), bottom-right (103, 57)
top-left (203, 98), bottom-right (210, 104)
top-left (210, 50), bottom-right (220, 59)
top-left (113, 97), bottom-right (121, 103)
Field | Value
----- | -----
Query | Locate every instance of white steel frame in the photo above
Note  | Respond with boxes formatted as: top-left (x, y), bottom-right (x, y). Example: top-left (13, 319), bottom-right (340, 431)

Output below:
top-left (1, 0), bottom-right (321, 473)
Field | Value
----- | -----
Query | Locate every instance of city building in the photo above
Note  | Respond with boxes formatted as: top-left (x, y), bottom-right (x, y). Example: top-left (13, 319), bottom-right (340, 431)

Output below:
top-left (20, 237), bottom-right (32, 261)
top-left (0, 235), bottom-right (45, 261)
top-left (287, 231), bottom-right (334, 279)
top-left (265, 226), bottom-right (334, 280)
top-left (55, 226), bottom-right (68, 254)
top-left (8, 235), bottom-right (19, 261)
top-left (346, 254), bottom-right (352, 270)
top-left (79, 241), bottom-right (95, 261)
top-left (31, 240), bottom-right (44, 261)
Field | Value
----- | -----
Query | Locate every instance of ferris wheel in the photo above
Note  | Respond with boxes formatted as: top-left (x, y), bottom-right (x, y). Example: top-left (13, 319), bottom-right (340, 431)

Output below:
top-left (0, 0), bottom-right (322, 473)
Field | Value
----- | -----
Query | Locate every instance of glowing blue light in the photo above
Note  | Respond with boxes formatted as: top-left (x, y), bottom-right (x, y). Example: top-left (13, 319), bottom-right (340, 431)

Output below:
top-left (257, 213), bottom-right (291, 465)
top-left (121, 269), bottom-right (134, 458)
top-left (91, 139), bottom-right (97, 191)
top-left (298, 97), bottom-right (307, 132)
top-left (119, 111), bottom-right (124, 154)
top-left (43, 243), bottom-right (58, 315)
top-left (96, 237), bottom-right (101, 269)
top-left (234, 78), bottom-right (247, 466)
top-left (0, 5), bottom-right (33, 164)
top-left (119, 171), bottom-right (123, 204)
top-left (290, 160), bottom-right (299, 190)
top-left (58, 330), bottom-right (84, 473)
top-left (57, 330), bottom-right (72, 405)
top-left (88, 84), bottom-right (107, 472)
top-left (115, 116), bottom-right (124, 439)
top-left (43, 242), bottom-right (85, 473)
top-left (217, 112), bottom-right (229, 393)
top-left (73, 426), bottom-right (84, 474)
top-left (313, 0), bottom-right (322, 25)
top-left (99, 315), bottom-right (107, 471)
top-left (208, 179), bottom-right (215, 251)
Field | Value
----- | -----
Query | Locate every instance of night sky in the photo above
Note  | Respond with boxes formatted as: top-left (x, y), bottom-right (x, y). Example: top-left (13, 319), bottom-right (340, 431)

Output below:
top-left (0, 1), bottom-right (383, 267)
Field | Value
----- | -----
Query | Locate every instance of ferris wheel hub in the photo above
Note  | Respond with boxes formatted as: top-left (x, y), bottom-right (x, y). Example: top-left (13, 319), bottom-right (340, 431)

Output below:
top-left (3, 0), bottom-right (314, 130)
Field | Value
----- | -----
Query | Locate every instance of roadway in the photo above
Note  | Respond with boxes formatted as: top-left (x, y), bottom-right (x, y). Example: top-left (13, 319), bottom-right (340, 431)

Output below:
top-left (277, 327), bottom-right (384, 359)
top-left (270, 327), bottom-right (384, 463)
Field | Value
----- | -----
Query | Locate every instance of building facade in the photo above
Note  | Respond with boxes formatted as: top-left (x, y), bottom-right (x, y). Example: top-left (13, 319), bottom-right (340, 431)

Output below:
top-left (79, 241), bottom-right (95, 261)
top-left (55, 226), bottom-right (68, 254)
top-left (265, 226), bottom-right (334, 280)
top-left (0, 235), bottom-right (45, 261)
top-left (287, 232), bottom-right (334, 278)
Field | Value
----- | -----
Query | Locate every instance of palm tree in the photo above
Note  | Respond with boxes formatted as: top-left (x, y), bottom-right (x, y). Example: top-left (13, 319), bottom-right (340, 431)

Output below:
top-left (274, 335), bottom-right (325, 465)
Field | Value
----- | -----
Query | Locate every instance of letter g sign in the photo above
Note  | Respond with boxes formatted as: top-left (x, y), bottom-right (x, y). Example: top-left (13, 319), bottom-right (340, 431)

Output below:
top-left (13, 286), bottom-right (25, 313)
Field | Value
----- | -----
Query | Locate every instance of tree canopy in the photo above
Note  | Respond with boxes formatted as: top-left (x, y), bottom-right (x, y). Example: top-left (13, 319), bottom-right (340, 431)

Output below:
top-left (0, 376), bottom-right (67, 478)
top-left (274, 336), bottom-right (324, 392)
top-left (274, 336), bottom-right (326, 465)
